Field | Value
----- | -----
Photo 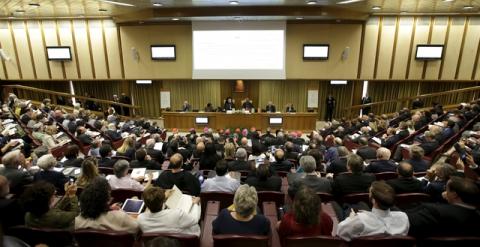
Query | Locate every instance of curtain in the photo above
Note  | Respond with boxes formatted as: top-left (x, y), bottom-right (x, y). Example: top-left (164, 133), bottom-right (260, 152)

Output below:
top-left (419, 81), bottom-right (478, 107)
top-left (162, 80), bottom-right (221, 111)
top-left (368, 81), bottom-right (420, 114)
top-left (130, 81), bottom-right (163, 118)
top-left (258, 80), bottom-right (310, 112)
top-left (73, 81), bottom-right (121, 102)
top-left (318, 81), bottom-right (354, 121)
top-left (13, 81), bottom-right (70, 103)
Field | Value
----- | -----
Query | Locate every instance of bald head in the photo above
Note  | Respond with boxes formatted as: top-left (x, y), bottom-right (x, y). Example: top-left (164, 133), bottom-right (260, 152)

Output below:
top-left (170, 153), bottom-right (183, 169)
top-left (397, 162), bottom-right (414, 178)
top-left (241, 137), bottom-right (248, 146)
top-left (274, 149), bottom-right (285, 161)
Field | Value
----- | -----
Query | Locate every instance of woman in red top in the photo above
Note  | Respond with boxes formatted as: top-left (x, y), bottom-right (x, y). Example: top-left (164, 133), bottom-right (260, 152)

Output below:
top-left (278, 186), bottom-right (333, 240)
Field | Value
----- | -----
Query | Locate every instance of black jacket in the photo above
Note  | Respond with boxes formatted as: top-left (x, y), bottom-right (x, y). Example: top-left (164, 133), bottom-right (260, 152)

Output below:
top-left (365, 159), bottom-right (397, 173)
top-left (356, 146), bottom-right (377, 160)
top-left (146, 148), bottom-right (165, 164)
top-left (227, 160), bottom-right (251, 171)
top-left (333, 172), bottom-right (375, 197)
top-left (155, 170), bottom-right (201, 196)
top-left (271, 160), bottom-right (293, 172)
top-left (327, 157), bottom-right (348, 174)
top-left (386, 177), bottom-right (424, 194)
top-left (130, 160), bottom-right (162, 170)
top-left (245, 176), bottom-right (282, 192)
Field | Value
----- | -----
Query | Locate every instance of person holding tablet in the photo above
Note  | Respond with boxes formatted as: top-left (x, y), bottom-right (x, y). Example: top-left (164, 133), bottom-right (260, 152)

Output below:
top-left (137, 187), bottom-right (201, 236)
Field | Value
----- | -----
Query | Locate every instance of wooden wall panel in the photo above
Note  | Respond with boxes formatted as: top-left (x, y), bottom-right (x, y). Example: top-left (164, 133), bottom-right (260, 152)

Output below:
top-left (58, 20), bottom-right (79, 79)
top-left (103, 20), bottom-right (123, 79)
top-left (88, 20), bottom-right (108, 79)
top-left (442, 17), bottom-right (466, 80)
top-left (375, 17), bottom-right (397, 79)
top-left (424, 17), bottom-right (448, 80)
top-left (26, 21), bottom-right (49, 79)
top-left (0, 21), bottom-right (20, 79)
top-left (285, 24), bottom-right (362, 79)
top-left (42, 20), bottom-right (63, 79)
top-left (460, 18), bottom-right (480, 80)
top-left (72, 20), bottom-right (94, 79)
top-left (408, 17), bottom-right (431, 79)
top-left (360, 17), bottom-right (380, 79)
top-left (391, 17), bottom-right (414, 79)
top-left (12, 22), bottom-right (35, 79)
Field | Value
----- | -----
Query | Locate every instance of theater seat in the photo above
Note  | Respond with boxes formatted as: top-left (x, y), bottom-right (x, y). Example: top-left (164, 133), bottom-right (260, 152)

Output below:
top-left (213, 234), bottom-right (269, 247)
top-left (418, 236), bottom-right (480, 247)
top-left (349, 235), bottom-right (416, 247)
top-left (395, 193), bottom-right (431, 210)
top-left (141, 232), bottom-right (200, 247)
top-left (374, 172), bottom-right (398, 181)
top-left (341, 193), bottom-right (370, 205)
top-left (316, 192), bottom-right (334, 202)
top-left (200, 192), bottom-right (234, 218)
top-left (98, 167), bottom-right (114, 175)
top-left (257, 191), bottom-right (285, 209)
top-left (110, 189), bottom-right (143, 203)
top-left (8, 225), bottom-right (73, 247)
top-left (74, 229), bottom-right (135, 247)
top-left (283, 236), bottom-right (345, 247)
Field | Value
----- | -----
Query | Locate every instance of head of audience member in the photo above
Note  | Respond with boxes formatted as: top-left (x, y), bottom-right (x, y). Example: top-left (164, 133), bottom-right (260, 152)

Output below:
top-left (118, 137), bottom-right (134, 153)
top-left (358, 137), bottom-right (369, 147)
top-left (307, 149), bottom-right (324, 171)
top-left (99, 144), bottom-right (113, 159)
top-left (44, 125), bottom-right (57, 136)
top-left (443, 176), bottom-right (480, 205)
top-left (293, 186), bottom-right (322, 226)
top-left (113, 160), bottom-right (130, 179)
top-left (223, 143), bottom-right (235, 160)
top-left (376, 147), bottom-right (391, 161)
top-left (79, 177), bottom-right (111, 219)
top-left (215, 160), bottom-right (229, 177)
top-left (337, 146), bottom-right (350, 158)
top-left (334, 137), bottom-right (343, 146)
top-left (274, 149), bottom-right (285, 162)
top-left (409, 145), bottom-right (424, 161)
top-left (397, 162), bottom-right (414, 178)
top-left (64, 144), bottom-right (80, 160)
top-left (142, 187), bottom-right (166, 214)
top-left (369, 181), bottom-right (396, 210)
top-left (204, 143), bottom-right (217, 156)
top-left (145, 139), bottom-right (155, 150)
top-left (0, 175), bottom-right (9, 198)
top-left (135, 149), bottom-right (147, 162)
top-left (347, 154), bottom-right (364, 174)
top-left (300, 155), bottom-right (316, 174)
top-left (1, 150), bottom-right (26, 169)
top-left (251, 142), bottom-right (262, 156)
top-left (195, 141), bottom-right (205, 154)
top-left (37, 154), bottom-right (57, 171)
top-left (169, 153), bottom-right (184, 171)
top-left (424, 131), bottom-right (436, 142)
top-left (285, 141), bottom-right (294, 153)
top-left (235, 148), bottom-right (248, 161)
top-left (20, 181), bottom-right (56, 217)
top-left (76, 126), bottom-right (86, 137)
top-left (256, 163), bottom-right (272, 181)
top-left (240, 137), bottom-right (248, 147)
top-left (433, 163), bottom-right (456, 181)
top-left (233, 184), bottom-right (258, 218)
top-left (77, 157), bottom-right (100, 187)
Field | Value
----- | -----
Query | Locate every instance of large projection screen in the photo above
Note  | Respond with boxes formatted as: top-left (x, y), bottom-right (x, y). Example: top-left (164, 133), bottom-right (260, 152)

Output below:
top-left (192, 21), bottom-right (286, 79)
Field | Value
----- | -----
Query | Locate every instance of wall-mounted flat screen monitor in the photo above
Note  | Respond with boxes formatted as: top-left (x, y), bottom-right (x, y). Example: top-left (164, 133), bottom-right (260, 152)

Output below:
top-left (415, 45), bottom-right (444, 60)
top-left (303, 44), bottom-right (329, 60)
top-left (151, 45), bottom-right (176, 60)
top-left (330, 80), bottom-right (348, 85)
top-left (269, 117), bottom-right (283, 125)
top-left (136, 80), bottom-right (152, 84)
top-left (195, 117), bottom-right (208, 124)
top-left (46, 46), bottom-right (72, 61)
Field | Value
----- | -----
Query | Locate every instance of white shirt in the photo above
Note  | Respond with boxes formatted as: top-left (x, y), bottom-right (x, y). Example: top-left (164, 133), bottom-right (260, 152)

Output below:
top-left (201, 175), bottom-right (240, 193)
top-left (108, 176), bottom-right (144, 191)
top-left (336, 208), bottom-right (409, 241)
top-left (137, 205), bottom-right (201, 236)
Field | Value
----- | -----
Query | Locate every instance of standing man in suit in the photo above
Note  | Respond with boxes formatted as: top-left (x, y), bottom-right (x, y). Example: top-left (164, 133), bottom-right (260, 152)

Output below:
top-left (181, 100), bottom-right (192, 112)
top-left (119, 92), bottom-right (131, 116)
top-left (326, 94), bottom-right (336, 122)
top-left (265, 101), bottom-right (276, 113)
top-left (285, 103), bottom-right (296, 113)
top-left (361, 95), bottom-right (372, 116)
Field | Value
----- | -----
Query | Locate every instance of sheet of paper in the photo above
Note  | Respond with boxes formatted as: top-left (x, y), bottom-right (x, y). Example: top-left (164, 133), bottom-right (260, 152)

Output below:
top-left (165, 185), bottom-right (193, 213)
top-left (130, 168), bottom-right (146, 179)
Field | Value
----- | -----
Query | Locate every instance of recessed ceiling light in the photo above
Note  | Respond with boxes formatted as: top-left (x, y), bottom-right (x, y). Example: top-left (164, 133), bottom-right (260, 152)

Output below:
top-left (102, 0), bottom-right (135, 7)
top-left (463, 5), bottom-right (474, 10)
top-left (307, 0), bottom-right (317, 5)
top-left (296, 17), bottom-right (304, 20)
top-left (337, 0), bottom-right (364, 4)
top-left (153, 3), bottom-right (163, 7)
top-left (229, 1), bottom-right (239, 5)
top-left (28, 3), bottom-right (40, 7)
top-left (98, 8), bottom-right (108, 12)
top-left (172, 18), bottom-right (179, 21)
top-left (371, 6), bottom-right (382, 10)
top-left (400, 11), bottom-right (408, 14)
top-left (443, 0), bottom-right (455, 2)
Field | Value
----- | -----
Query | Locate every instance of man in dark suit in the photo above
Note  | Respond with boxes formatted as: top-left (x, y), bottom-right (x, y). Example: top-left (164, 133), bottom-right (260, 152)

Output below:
top-left (382, 122), bottom-right (409, 149)
top-left (270, 149), bottom-right (293, 172)
top-left (181, 100), bottom-right (192, 112)
top-left (242, 98), bottom-right (254, 111)
top-left (228, 148), bottom-right (251, 171)
top-left (145, 138), bottom-right (164, 165)
top-left (105, 123), bottom-right (122, 142)
top-left (418, 131), bottom-right (439, 155)
top-left (387, 162), bottom-right (423, 194)
top-left (155, 153), bottom-right (201, 196)
top-left (289, 155), bottom-right (332, 198)
top-left (284, 141), bottom-right (300, 161)
top-left (119, 92), bottom-right (131, 116)
top-left (265, 101), bottom-right (276, 113)
top-left (365, 147), bottom-right (397, 173)
top-left (131, 149), bottom-right (161, 170)
top-left (98, 144), bottom-right (115, 167)
top-left (405, 145), bottom-right (429, 172)
top-left (406, 177), bottom-right (480, 237)
top-left (0, 150), bottom-right (33, 194)
top-left (356, 137), bottom-right (377, 161)
top-left (333, 154), bottom-right (375, 197)
top-left (245, 163), bottom-right (282, 192)
top-left (325, 94), bottom-right (336, 122)
top-left (361, 95), bottom-right (372, 115)
top-left (285, 103), bottom-right (296, 113)
top-left (76, 126), bottom-right (93, 146)
top-left (327, 146), bottom-right (349, 175)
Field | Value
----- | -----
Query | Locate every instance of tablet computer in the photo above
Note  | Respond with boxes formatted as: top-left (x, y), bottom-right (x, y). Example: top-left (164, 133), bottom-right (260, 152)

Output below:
top-left (121, 199), bottom-right (145, 214)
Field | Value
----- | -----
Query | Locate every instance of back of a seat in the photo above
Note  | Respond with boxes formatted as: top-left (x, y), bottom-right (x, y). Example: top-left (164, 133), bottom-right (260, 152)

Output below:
top-left (284, 236), bottom-right (345, 247)
top-left (110, 189), bottom-right (143, 203)
top-left (257, 191), bottom-right (285, 208)
top-left (141, 232), bottom-right (200, 247)
top-left (374, 172), bottom-right (397, 181)
top-left (74, 229), bottom-right (135, 247)
top-left (418, 236), bottom-right (480, 247)
top-left (200, 192), bottom-right (234, 218)
top-left (8, 225), bottom-right (73, 247)
top-left (349, 235), bottom-right (416, 247)
top-left (395, 193), bottom-right (431, 210)
top-left (341, 193), bottom-right (370, 205)
top-left (213, 234), bottom-right (269, 247)
top-left (316, 192), bottom-right (334, 202)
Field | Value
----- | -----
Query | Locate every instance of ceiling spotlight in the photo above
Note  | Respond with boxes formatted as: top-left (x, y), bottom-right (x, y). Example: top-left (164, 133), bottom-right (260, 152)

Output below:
top-left (337, 0), bottom-right (364, 4)
top-left (172, 18), bottom-right (179, 21)
top-left (371, 6), bottom-right (382, 10)
top-left (229, 1), bottom-right (239, 5)
top-left (28, 3), bottom-right (40, 7)
top-left (102, 0), bottom-right (135, 7)
top-left (442, 0), bottom-right (455, 2)
top-left (307, 1), bottom-right (317, 5)
top-left (463, 5), bottom-right (474, 10)
top-left (153, 3), bottom-right (163, 7)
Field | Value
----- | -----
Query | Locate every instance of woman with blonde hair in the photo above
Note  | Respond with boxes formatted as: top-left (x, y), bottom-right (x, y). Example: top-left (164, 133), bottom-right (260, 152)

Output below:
top-left (224, 142), bottom-right (236, 161)
top-left (212, 184), bottom-right (270, 235)
top-left (76, 157), bottom-right (101, 188)
top-left (116, 136), bottom-right (135, 160)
